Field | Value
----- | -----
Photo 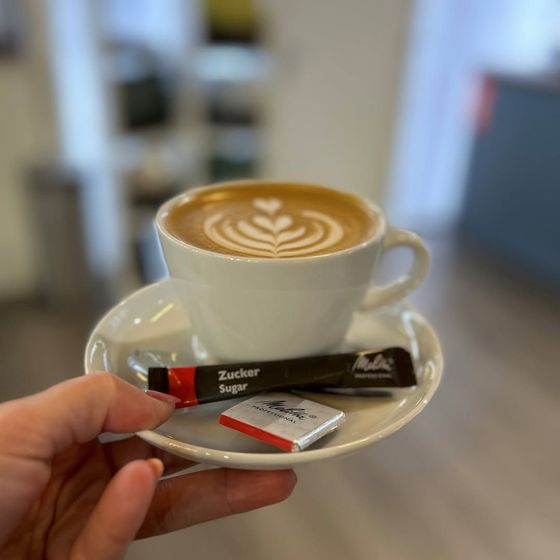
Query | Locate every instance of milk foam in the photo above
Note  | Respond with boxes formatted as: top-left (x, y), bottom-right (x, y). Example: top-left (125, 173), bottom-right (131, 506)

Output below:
top-left (202, 197), bottom-right (344, 257)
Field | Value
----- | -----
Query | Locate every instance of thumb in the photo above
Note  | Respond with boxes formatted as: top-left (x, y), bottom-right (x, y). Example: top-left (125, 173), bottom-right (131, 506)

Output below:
top-left (0, 374), bottom-right (176, 548)
top-left (0, 373), bottom-right (177, 460)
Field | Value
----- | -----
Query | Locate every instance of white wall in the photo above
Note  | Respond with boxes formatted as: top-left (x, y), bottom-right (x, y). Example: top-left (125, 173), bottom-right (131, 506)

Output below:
top-left (260, 0), bottom-right (411, 202)
top-left (0, 0), bottom-right (57, 298)
top-left (46, 0), bottom-right (202, 299)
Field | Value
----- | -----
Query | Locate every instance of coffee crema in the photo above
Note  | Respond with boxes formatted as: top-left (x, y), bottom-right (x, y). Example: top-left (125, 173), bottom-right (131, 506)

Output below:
top-left (164, 182), bottom-right (378, 258)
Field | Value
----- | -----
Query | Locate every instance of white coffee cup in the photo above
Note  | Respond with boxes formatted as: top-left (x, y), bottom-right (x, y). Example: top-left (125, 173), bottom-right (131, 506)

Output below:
top-left (156, 182), bottom-right (430, 362)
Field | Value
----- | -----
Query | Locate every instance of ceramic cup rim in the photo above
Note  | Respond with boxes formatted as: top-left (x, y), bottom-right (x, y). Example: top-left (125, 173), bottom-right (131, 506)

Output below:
top-left (155, 180), bottom-right (387, 264)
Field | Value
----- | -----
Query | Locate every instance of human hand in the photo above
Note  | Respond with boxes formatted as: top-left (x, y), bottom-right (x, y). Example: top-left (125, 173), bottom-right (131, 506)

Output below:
top-left (0, 374), bottom-right (296, 559)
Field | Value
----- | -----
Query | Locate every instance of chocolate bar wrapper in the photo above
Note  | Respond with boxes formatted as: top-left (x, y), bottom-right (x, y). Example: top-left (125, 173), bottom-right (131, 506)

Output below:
top-left (219, 392), bottom-right (345, 452)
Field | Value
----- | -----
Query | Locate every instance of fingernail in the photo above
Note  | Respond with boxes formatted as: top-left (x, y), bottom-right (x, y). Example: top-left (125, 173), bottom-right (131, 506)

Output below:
top-left (289, 469), bottom-right (298, 486)
top-left (145, 389), bottom-right (181, 405)
top-left (147, 458), bottom-right (164, 478)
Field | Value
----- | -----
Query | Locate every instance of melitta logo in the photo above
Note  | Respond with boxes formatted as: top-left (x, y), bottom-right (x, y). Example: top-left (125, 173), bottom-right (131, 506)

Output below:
top-left (352, 353), bottom-right (394, 373)
top-left (258, 400), bottom-right (315, 420)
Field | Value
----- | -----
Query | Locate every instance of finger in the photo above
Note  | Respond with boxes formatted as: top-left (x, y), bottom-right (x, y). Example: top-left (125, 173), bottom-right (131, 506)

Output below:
top-left (71, 458), bottom-right (163, 560)
top-left (0, 373), bottom-right (178, 460)
top-left (103, 436), bottom-right (197, 474)
top-left (138, 468), bottom-right (297, 538)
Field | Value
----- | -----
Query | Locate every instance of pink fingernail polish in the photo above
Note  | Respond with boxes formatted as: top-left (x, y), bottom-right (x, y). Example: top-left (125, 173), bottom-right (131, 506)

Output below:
top-left (147, 458), bottom-right (164, 478)
top-left (145, 389), bottom-right (181, 405)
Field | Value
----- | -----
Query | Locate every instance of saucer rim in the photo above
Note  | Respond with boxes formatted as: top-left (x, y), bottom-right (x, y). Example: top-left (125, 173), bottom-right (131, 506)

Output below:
top-left (84, 279), bottom-right (443, 469)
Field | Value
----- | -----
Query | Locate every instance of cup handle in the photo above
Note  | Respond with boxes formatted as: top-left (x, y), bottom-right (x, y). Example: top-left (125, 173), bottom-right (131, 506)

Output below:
top-left (360, 228), bottom-right (430, 311)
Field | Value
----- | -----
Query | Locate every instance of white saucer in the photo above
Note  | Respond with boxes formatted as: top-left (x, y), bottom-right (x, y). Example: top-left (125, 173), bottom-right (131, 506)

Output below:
top-left (84, 279), bottom-right (443, 469)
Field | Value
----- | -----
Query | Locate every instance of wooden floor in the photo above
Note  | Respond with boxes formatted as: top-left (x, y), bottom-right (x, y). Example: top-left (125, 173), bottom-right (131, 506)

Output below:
top-left (1, 238), bottom-right (559, 559)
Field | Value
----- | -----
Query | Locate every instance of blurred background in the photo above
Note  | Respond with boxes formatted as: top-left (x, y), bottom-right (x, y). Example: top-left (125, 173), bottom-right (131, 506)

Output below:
top-left (0, 0), bottom-right (559, 558)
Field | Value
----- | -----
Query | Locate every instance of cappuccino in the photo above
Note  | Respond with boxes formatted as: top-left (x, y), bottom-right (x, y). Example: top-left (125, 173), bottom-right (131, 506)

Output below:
top-left (156, 180), bottom-right (430, 361)
top-left (164, 182), bottom-right (378, 258)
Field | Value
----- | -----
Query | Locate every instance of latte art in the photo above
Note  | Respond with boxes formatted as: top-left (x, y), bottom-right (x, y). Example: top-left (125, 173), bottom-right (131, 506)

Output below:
top-left (203, 197), bottom-right (344, 257)
top-left (164, 182), bottom-right (378, 258)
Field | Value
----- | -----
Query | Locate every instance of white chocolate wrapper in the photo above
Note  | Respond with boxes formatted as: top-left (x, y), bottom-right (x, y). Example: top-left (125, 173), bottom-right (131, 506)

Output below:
top-left (219, 392), bottom-right (345, 452)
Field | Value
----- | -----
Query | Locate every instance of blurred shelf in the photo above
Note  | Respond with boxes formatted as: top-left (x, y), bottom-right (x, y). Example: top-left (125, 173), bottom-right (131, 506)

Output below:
top-left (194, 45), bottom-right (271, 83)
top-left (461, 72), bottom-right (560, 288)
